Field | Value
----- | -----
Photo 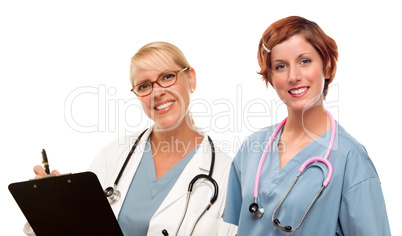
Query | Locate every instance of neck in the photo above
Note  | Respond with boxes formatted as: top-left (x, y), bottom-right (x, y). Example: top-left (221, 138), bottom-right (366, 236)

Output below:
top-left (150, 115), bottom-right (203, 154)
top-left (284, 105), bottom-right (330, 139)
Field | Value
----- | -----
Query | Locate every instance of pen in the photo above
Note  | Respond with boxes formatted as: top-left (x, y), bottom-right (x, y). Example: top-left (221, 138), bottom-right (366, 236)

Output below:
top-left (41, 149), bottom-right (50, 174)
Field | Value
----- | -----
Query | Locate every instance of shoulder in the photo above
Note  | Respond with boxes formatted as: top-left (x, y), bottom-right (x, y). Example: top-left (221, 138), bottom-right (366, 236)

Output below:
top-left (333, 124), bottom-right (379, 186)
top-left (214, 146), bottom-right (234, 183)
top-left (214, 146), bottom-right (233, 164)
top-left (235, 124), bottom-right (279, 155)
top-left (195, 127), bottom-right (233, 167)
top-left (238, 124), bottom-right (280, 153)
top-left (336, 125), bottom-right (368, 154)
top-left (231, 124), bottom-right (280, 172)
top-left (335, 124), bottom-right (371, 165)
top-left (247, 125), bottom-right (279, 143)
top-left (204, 136), bottom-right (233, 174)
top-left (89, 131), bottom-right (146, 170)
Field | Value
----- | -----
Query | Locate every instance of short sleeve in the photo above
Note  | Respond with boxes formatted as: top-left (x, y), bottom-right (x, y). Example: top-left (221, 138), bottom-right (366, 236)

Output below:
top-left (222, 160), bottom-right (242, 226)
top-left (338, 177), bottom-right (391, 236)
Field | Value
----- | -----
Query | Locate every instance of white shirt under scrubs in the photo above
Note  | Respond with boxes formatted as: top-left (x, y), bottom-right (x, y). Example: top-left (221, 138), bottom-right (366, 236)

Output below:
top-left (222, 122), bottom-right (391, 236)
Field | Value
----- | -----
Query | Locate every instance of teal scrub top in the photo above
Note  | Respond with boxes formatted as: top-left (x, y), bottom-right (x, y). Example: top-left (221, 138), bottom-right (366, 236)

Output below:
top-left (222, 123), bottom-right (391, 236)
top-left (118, 138), bottom-right (199, 236)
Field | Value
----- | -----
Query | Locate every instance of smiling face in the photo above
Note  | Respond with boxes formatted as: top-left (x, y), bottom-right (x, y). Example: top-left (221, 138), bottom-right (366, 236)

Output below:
top-left (270, 34), bottom-right (330, 112)
top-left (132, 66), bottom-right (196, 131)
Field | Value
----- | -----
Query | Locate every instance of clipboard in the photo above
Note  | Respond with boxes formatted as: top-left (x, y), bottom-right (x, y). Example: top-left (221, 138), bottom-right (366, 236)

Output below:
top-left (8, 171), bottom-right (123, 236)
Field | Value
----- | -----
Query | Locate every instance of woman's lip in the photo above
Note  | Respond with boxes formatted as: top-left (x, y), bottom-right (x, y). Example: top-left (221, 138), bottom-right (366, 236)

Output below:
top-left (288, 86), bottom-right (310, 97)
top-left (154, 101), bottom-right (175, 110)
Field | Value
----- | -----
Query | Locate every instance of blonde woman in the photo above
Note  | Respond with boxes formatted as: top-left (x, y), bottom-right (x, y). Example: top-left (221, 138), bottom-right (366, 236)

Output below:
top-left (29, 42), bottom-right (236, 236)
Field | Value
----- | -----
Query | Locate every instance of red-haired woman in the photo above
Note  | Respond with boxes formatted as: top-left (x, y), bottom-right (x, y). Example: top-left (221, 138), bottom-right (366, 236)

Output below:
top-left (222, 16), bottom-right (391, 235)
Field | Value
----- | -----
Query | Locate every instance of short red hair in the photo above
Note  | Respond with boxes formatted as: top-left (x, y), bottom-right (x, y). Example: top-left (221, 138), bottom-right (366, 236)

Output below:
top-left (257, 16), bottom-right (338, 98)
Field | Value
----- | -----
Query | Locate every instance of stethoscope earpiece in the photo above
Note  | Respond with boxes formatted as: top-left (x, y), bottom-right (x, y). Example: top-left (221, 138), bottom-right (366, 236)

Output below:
top-left (273, 218), bottom-right (292, 232)
top-left (249, 202), bottom-right (264, 218)
top-left (104, 186), bottom-right (121, 205)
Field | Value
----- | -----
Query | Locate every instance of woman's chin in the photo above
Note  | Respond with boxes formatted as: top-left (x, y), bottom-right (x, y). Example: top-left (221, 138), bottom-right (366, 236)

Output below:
top-left (153, 117), bottom-right (187, 132)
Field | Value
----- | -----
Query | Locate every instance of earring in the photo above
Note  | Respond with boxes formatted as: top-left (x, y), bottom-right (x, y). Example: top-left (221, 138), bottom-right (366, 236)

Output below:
top-left (191, 89), bottom-right (195, 93)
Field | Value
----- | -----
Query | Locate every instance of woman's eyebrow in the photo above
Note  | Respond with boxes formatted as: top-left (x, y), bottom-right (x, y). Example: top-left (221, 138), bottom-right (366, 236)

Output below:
top-left (272, 59), bottom-right (285, 63)
top-left (133, 70), bottom-right (173, 86)
top-left (272, 52), bottom-right (312, 63)
top-left (297, 52), bottom-right (312, 58)
top-left (133, 78), bottom-right (151, 86)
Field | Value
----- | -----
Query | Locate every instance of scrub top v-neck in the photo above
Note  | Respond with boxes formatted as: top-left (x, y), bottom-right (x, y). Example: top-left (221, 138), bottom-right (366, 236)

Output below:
top-left (118, 138), bottom-right (199, 236)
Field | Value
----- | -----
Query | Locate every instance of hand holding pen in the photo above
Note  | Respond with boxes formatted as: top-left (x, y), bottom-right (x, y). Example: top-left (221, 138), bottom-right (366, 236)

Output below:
top-left (33, 149), bottom-right (60, 178)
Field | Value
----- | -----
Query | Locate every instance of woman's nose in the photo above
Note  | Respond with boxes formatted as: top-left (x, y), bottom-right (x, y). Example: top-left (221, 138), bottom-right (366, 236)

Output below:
top-left (288, 66), bottom-right (301, 84)
top-left (152, 84), bottom-right (166, 97)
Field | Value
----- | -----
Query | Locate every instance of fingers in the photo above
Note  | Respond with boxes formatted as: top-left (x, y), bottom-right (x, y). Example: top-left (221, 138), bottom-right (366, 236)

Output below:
top-left (33, 165), bottom-right (47, 178)
top-left (33, 165), bottom-right (60, 179)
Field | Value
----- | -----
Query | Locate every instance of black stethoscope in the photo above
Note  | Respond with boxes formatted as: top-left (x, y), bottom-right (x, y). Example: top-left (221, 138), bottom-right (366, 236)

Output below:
top-left (104, 129), bottom-right (218, 236)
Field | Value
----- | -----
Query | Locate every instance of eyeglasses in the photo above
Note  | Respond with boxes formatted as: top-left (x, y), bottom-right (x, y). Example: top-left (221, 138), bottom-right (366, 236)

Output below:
top-left (131, 67), bottom-right (189, 97)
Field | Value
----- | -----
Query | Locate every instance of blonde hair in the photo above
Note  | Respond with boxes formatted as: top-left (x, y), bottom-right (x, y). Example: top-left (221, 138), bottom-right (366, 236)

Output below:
top-left (129, 41), bottom-right (191, 87)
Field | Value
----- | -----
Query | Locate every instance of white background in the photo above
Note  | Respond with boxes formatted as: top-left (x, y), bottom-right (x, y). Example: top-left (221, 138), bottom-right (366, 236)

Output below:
top-left (1, 0), bottom-right (400, 235)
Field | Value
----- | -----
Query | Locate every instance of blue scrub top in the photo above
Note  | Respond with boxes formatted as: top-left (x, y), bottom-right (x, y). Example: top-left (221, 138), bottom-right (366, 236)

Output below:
top-left (118, 138), bottom-right (199, 236)
top-left (222, 123), bottom-right (391, 236)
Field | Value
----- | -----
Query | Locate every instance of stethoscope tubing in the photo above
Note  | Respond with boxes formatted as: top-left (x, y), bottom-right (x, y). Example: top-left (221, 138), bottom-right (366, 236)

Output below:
top-left (253, 110), bottom-right (335, 198)
top-left (113, 129), bottom-right (148, 187)
top-left (188, 174), bottom-right (219, 204)
top-left (298, 111), bottom-right (335, 186)
top-left (253, 118), bottom-right (287, 198)
top-left (174, 138), bottom-right (217, 236)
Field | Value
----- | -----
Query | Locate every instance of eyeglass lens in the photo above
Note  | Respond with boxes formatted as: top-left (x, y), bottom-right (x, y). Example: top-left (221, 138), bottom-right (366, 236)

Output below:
top-left (133, 71), bottom-right (178, 96)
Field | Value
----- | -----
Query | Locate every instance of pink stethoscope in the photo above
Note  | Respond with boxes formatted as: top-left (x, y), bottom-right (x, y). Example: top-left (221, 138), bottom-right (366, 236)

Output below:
top-left (249, 110), bottom-right (336, 233)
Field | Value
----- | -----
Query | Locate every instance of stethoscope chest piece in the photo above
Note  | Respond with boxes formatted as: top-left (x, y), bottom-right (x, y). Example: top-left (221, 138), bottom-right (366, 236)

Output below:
top-left (105, 186), bottom-right (121, 205)
top-left (249, 202), bottom-right (264, 218)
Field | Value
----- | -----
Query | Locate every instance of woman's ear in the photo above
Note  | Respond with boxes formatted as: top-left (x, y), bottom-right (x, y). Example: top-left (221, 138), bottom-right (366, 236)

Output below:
top-left (188, 67), bottom-right (197, 93)
top-left (324, 67), bottom-right (332, 80)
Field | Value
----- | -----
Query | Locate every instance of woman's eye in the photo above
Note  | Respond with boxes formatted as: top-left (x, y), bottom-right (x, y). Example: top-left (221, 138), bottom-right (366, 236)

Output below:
top-left (137, 83), bottom-right (150, 91)
top-left (301, 59), bottom-right (311, 65)
top-left (275, 64), bottom-right (286, 70)
top-left (162, 73), bottom-right (176, 80)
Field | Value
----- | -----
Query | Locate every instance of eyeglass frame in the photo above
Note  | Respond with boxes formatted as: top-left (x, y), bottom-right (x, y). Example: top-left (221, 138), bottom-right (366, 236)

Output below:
top-left (131, 67), bottom-right (189, 97)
